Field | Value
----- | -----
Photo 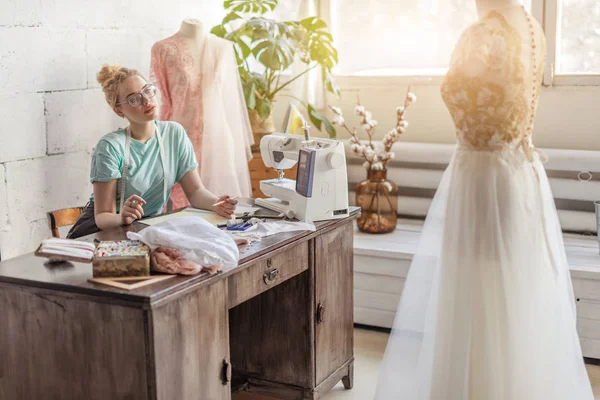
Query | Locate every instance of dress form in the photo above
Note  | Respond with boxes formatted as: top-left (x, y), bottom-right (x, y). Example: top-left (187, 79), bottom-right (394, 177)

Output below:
top-left (178, 18), bottom-right (204, 38)
top-left (176, 19), bottom-right (206, 59)
top-left (150, 19), bottom-right (254, 208)
top-left (374, 2), bottom-right (594, 398)
top-left (476, 0), bottom-right (523, 16)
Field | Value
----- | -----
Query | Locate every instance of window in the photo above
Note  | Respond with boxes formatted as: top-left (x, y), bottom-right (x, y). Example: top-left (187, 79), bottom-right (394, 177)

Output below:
top-left (321, 0), bottom-right (600, 85)
top-left (327, 0), bottom-right (532, 76)
top-left (556, 0), bottom-right (600, 75)
top-left (543, 0), bottom-right (600, 85)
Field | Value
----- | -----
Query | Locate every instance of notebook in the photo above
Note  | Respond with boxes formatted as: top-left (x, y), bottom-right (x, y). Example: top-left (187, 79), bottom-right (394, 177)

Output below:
top-left (35, 238), bottom-right (96, 263)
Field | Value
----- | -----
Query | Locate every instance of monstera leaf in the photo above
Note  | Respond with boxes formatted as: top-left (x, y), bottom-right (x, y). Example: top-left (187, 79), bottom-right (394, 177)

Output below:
top-left (251, 28), bottom-right (295, 71)
top-left (211, 24), bottom-right (227, 38)
top-left (308, 104), bottom-right (336, 138)
top-left (255, 98), bottom-right (272, 120)
top-left (211, 11), bottom-right (245, 38)
top-left (242, 81), bottom-right (257, 109)
top-left (212, 0), bottom-right (340, 135)
top-left (211, 21), bottom-right (254, 69)
top-left (323, 69), bottom-right (340, 97)
top-left (224, 0), bottom-right (277, 14)
top-left (300, 17), bottom-right (338, 72)
top-left (248, 17), bottom-right (294, 37)
top-left (242, 73), bottom-right (269, 111)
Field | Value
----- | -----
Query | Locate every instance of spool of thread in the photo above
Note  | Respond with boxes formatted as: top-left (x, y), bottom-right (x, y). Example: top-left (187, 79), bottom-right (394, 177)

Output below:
top-left (282, 209), bottom-right (295, 219)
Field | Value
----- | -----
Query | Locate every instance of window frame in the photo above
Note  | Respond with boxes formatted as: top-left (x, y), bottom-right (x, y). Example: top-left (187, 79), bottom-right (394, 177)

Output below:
top-left (319, 0), bottom-right (600, 87)
top-left (542, 0), bottom-right (600, 86)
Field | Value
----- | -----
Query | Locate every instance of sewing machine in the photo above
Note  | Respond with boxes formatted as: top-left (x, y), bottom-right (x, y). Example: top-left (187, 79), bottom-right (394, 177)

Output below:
top-left (254, 126), bottom-right (349, 222)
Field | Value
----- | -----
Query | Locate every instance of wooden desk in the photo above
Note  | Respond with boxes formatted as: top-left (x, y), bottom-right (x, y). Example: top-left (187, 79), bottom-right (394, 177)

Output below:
top-left (0, 209), bottom-right (359, 400)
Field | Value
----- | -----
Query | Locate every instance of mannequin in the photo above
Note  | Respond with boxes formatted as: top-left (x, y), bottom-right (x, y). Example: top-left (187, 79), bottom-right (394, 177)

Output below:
top-left (373, 1), bottom-right (594, 398)
top-left (150, 19), bottom-right (254, 209)
top-left (476, 0), bottom-right (523, 16)
top-left (178, 18), bottom-right (204, 38)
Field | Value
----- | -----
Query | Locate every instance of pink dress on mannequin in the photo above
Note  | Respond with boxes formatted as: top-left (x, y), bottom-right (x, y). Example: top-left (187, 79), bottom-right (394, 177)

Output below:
top-left (151, 31), bottom-right (254, 209)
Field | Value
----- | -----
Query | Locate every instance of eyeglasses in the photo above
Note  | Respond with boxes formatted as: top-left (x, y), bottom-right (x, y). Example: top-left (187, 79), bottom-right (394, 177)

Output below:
top-left (116, 84), bottom-right (157, 108)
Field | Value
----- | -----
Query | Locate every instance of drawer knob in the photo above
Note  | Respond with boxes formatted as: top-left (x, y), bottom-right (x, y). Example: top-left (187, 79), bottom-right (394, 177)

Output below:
top-left (263, 269), bottom-right (279, 285)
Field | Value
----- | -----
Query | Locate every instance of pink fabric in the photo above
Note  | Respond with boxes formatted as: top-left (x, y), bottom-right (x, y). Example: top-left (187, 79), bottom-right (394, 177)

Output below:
top-left (150, 247), bottom-right (223, 276)
top-left (150, 33), bottom-right (254, 209)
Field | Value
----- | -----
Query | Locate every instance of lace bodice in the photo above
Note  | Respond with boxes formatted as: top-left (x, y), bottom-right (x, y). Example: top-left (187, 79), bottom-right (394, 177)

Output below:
top-left (441, 10), bottom-right (546, 154)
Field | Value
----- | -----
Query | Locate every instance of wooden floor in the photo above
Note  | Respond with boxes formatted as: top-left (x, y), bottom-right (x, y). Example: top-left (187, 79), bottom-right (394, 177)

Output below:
top-left (234, 327), bottom-right (600, 400)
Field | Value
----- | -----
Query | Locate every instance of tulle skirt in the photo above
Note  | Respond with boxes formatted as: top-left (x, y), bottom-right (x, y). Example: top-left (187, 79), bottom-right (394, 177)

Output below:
top-left (375, 145), bottom-right (594, 400)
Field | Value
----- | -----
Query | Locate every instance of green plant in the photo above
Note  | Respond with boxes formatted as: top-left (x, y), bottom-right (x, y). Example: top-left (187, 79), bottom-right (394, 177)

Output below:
top-left (211, 0), bottom-right (339, 137)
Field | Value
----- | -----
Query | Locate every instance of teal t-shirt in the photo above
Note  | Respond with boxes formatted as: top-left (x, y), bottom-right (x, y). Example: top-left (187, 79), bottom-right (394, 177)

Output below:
top-left (90, 120), bottom-right (198, 216)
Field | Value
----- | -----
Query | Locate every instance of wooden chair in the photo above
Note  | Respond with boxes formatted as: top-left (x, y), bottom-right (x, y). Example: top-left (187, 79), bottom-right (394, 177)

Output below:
top-left (47, 207), bottom-right (85, 238)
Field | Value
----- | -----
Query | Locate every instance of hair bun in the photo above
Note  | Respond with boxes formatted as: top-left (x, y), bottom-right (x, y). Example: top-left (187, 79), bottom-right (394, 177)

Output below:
top-left (97, 64), bottom-right (123, 87)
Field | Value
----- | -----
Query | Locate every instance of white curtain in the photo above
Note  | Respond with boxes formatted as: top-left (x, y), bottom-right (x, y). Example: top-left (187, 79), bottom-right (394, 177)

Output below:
top-left (289, 0), bottom-right (325, 110)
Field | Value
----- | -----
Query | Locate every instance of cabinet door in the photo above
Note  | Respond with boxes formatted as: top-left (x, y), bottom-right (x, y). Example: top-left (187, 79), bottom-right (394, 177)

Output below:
top-left (315, 222), bottom-right (354, 385)
top-left (0, 287), bottom-right (148, 400)
top-left (152, 280), bottom-right (231, 400)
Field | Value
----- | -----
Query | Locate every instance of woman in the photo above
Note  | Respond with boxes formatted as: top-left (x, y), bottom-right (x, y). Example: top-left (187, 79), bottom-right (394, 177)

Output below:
top-left (68, 64), bottom-right (237, 239)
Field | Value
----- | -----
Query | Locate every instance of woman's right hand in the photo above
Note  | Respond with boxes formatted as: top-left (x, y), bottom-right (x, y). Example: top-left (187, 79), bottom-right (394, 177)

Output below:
top-left (121, 195), bottom-right (146, 225)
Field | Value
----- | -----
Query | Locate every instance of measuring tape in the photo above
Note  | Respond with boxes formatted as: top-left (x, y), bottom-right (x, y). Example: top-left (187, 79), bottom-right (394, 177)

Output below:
top-left (119, 123), bottom-right (168, 215)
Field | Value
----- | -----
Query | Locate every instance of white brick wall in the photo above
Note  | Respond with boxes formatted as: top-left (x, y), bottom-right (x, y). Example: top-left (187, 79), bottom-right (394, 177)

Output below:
top-left (2, 152), bottom-right (92, 258)
top-left (0, 219), bottom-right (51, 260)
top-left (0, 28), bottom-right (87, 93)
top-left (41, 0), bottom-right (222, 30)
top-left (6, 152), bottom-right (92, 222)
top-left (46, 89), bottom-right (123, 154)
top-left (0, 93), bottom-right (46, 163)
top-left (0, 0), bottom-right (225, 259)
top-left (0, 0), bottom-right (42, 26)
top-left (0, 165), bottom-right (7, 232)
top-left (86, 29), bottom-right (171, 87)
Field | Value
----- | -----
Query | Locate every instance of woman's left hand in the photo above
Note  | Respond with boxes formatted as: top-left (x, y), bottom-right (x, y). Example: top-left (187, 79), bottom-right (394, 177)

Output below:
top-left (212, 195), bottom-right (237, 218)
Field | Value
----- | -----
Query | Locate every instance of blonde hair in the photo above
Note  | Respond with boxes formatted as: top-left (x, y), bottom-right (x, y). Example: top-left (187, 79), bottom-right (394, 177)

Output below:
top-left (96, 64), bottom-right (147, 107)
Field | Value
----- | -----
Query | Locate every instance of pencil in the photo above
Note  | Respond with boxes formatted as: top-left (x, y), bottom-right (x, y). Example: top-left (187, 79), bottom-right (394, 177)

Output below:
top-left (212, 196), bottom-right (238, 207)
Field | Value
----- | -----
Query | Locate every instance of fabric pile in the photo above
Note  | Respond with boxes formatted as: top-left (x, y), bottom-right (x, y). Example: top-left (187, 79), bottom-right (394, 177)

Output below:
top-left (150, 247), bottom-right (222, 276)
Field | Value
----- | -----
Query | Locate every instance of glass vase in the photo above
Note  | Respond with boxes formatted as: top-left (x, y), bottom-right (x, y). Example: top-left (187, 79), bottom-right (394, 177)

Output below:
top-left (356, 169), bottom-right (398, 234)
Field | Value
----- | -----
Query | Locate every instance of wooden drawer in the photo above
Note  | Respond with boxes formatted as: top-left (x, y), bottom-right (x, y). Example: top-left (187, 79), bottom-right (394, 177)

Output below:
top-left (228, 241), bottom-right (309, 308)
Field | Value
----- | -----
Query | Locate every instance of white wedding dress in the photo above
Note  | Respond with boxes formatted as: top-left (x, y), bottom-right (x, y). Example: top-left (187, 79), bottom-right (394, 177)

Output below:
top-left (375, 7), bottom-right (595, 400)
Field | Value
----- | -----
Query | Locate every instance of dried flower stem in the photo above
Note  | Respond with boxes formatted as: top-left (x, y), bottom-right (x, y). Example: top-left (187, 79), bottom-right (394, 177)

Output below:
top-left (357, 94), bottom-right (375, 149)
top-left (329, 85), bottom-right (416, 171)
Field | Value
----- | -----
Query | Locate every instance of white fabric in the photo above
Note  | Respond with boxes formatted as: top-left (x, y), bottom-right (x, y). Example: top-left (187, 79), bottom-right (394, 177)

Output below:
top-left (375, 148), bottom-right (594, 399)
top-left (201, 35), bottom-right (254, 197)
top-left (127, 217), bottom-right (240, 272)
top-left (375, 6), bottom-right (594, 399)
top-left (290, 0), bottom-right (325, 110)
top-left (230, 220), bottom-right (316, 238)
